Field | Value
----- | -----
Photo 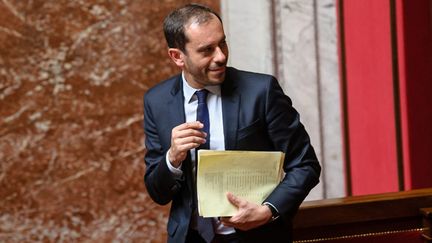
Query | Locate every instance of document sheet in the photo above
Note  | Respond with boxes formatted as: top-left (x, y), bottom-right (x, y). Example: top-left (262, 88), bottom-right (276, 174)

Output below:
top-left (197, 150), bottom-right (285, 217)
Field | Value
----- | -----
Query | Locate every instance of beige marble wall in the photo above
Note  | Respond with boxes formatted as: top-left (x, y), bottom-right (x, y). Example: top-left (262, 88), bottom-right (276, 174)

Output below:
top-left (0, 1), bottom-right (219, 242)
top-left (221, 0), bottom-right (344, 199)
top-left (274, 0), bottom-right (344, 199)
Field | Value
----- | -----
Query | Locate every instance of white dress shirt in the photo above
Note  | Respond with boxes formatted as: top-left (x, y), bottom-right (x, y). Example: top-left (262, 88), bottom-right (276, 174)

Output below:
top-left (166, 73), bottom-right (235, 235)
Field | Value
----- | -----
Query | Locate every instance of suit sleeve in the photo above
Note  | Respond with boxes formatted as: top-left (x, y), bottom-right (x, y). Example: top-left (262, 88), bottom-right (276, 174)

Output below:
top-left (263, 77), bottom-right (321, 220)
top-left (143, 94), bottom-right (184, 205)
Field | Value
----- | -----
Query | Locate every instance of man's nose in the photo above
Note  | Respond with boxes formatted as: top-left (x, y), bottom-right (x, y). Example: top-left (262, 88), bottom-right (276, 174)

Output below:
top-left (214, 46), bottom-right (227, 63)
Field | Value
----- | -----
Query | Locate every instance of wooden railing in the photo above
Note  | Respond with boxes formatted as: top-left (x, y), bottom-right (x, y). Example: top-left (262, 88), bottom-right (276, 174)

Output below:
top-left (293, 188), bottom-right (432, 242)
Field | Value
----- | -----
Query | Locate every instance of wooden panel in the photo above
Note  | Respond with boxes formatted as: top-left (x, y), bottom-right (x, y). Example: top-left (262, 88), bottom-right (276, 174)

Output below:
top-left (339, 0), bottom-right (400, 195)
top-left (293, 188), bottom-right (432, 241)
top-left (396, 0), bottom-right (432, 190)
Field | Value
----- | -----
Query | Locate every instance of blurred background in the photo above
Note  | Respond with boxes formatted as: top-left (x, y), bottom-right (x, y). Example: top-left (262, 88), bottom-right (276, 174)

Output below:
top-left (1, 0), bottom-right (431, 242)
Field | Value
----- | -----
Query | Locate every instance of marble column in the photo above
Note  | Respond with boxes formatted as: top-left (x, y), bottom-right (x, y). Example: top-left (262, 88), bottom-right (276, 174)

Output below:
top-left (221, 0), bottom-right (274, 75)
top-left (221, 0), bottom-right (345, 199)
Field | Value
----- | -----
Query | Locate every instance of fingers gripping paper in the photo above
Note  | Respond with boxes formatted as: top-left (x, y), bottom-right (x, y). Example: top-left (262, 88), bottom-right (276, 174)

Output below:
top-left (197, 150), bottom-right (285, 217)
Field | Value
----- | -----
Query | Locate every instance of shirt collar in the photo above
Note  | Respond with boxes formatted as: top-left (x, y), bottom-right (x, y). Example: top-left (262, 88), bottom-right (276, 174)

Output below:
top-left (182, 72), bottom-right (221, 103)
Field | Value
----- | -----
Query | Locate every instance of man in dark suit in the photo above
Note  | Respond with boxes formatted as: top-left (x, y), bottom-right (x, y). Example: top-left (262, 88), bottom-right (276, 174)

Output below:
top-left (143, 4), bottom-right (321, 243)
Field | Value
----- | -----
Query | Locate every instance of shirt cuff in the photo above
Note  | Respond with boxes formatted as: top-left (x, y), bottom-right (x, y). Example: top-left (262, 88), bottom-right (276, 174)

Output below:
top-left (263, 202), bottom-right (280, 221)
top-left (166, 150), bottom-right (183, 178)
top-left (263, 202), bottom-right (279, 213)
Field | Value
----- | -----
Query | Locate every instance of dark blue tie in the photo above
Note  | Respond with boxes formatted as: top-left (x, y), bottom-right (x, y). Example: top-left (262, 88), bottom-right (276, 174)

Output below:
top-left (196, 89), bottom-right (210, 149)
top-left (195, 89), bottom-right (214, 243)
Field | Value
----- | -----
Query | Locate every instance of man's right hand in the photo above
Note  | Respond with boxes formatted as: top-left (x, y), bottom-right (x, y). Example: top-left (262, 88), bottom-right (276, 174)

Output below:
top-left (168, 121), bottom-right (207, 167)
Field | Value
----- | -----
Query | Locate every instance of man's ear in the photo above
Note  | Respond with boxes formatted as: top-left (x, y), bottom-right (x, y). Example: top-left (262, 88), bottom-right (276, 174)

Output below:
top-left (168, 48), bottom-right (185, 68)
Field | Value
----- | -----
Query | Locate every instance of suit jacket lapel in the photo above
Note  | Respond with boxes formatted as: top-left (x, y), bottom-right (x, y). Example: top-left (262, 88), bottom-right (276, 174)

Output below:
top-left (222, 78), bottom-right (240, 150)
top-left (168, 76), bottom-right (186, 127)
top-left (167, 77), bottom-right (194, 195)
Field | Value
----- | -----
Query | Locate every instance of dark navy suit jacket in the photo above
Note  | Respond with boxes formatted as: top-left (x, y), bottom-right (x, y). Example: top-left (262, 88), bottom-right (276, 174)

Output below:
top-left (143, 67), bottom-right (321, 243)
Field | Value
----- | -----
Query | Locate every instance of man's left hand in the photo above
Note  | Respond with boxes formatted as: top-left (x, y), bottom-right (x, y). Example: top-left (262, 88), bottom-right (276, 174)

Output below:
top-left (220, 192), bottom-right (272, 231)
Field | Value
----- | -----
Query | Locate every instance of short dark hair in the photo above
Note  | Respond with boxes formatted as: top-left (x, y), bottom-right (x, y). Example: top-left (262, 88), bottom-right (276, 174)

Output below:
top-left (163, 4), bottom-right (222, 52)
